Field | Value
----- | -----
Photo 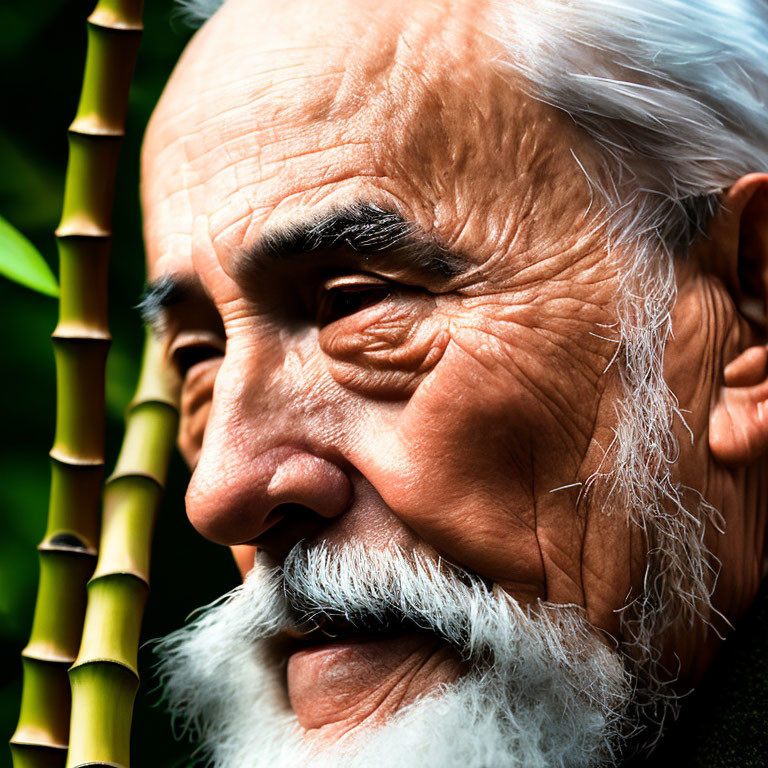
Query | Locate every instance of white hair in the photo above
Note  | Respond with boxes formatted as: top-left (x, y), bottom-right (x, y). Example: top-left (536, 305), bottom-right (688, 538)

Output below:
top-left (156, 542), bottom-right (631, 768)
top-left (170, 0), bottom-right (768, 725)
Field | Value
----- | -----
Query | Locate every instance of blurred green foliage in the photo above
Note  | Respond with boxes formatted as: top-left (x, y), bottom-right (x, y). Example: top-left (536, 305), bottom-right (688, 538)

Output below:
top-left (0, 215), bottom-right (58, 297)
top-left (0, 2), bottom-right (238, 765)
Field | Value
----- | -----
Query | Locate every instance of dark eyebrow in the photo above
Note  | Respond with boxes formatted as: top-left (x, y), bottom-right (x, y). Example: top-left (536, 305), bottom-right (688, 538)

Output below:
top-left (137, 274), bottom-right (196, 333)
top-left (238, 202), bottom-right (468, 281)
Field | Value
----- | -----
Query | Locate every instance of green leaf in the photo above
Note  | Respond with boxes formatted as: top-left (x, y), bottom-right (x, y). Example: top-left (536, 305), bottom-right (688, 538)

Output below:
top-left (0, 214), bottom-right (58, 297)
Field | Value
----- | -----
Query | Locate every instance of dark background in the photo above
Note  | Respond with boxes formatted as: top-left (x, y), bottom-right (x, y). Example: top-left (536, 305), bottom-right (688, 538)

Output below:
top-left (0, 1), bottom-right (238, 765)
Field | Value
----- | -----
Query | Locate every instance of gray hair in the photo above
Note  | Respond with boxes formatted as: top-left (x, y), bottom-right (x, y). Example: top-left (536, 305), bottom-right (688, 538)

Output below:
top-left (172, 0), bottom-right (768, 725)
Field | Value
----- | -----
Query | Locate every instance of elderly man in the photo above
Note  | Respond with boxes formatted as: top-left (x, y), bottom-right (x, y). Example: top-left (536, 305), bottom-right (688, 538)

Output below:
top-left (141, 0), bottom-right (768, 764)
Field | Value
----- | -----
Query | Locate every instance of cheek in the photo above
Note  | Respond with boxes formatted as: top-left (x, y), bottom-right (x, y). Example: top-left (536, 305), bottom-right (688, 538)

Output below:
top-left (346, 312), bottom-right (613, 596)
top-left (357, 346), bottom-right (553, 591)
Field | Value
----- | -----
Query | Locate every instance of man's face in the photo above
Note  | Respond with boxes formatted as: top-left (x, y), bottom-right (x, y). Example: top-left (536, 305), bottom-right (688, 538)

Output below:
top-left (142, 0), bottom-right (757, 748)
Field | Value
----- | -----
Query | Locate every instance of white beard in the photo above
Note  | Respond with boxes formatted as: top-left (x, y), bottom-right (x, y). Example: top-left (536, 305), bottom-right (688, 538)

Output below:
top-left (154, 542), bottom-right (632, 767)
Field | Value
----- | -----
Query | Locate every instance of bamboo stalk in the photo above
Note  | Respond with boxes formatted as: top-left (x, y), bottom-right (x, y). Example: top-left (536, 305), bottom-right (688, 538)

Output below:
top-left (10, 2), bottom-right (143, 766)
top-left (66, 334), bottom-right (179, 768)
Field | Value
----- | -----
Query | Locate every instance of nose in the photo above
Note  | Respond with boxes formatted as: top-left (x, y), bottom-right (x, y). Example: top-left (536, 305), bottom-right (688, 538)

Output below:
top-left (186, 442), bottom-right (352, 547)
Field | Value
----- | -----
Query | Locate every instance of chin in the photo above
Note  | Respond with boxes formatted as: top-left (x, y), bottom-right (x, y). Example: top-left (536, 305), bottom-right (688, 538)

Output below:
top-left (154, 542), bottom-right (636, 768)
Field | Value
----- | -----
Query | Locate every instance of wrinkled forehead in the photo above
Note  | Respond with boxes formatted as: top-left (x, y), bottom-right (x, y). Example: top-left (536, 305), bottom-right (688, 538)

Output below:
top-left (142, 0), bottom-right (587, 281)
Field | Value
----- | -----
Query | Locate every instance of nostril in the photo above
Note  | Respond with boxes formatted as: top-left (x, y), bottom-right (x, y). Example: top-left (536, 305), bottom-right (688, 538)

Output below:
top-left (262, 501), bottom-right (317, 535)
top-left (252, 503), bottom-right (334, 562)
top-left (263, 502), bottom-right (293, 531)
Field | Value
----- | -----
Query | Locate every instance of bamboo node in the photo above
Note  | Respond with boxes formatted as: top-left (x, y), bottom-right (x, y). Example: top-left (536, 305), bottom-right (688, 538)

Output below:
top-left (104, 470), bottom-right (163, 488)
top-left (9, 734), bottom-right (69, 750)
top-left (88, 570), bottom-right (149, 588)
top-left (88, 16), bottom-right (143, 33)
top-left (69, 658), bottom-right (139, 680)
top-left (54, 231), bottom-right (111, 242)
top-left (48, 449), bottom-right (105, 468)
top-left (36, 542), bottom-right (97, 559)
top-left (21, 648), bottom-right (77, 666)
top-left (68, 118), bottom-right (125, 138)
top-left (66, 127), bottom-right (124, 142)
top-left (128, 395), bottom-right (180, 414)
top-left (88, 9), bottom-right (143, 32)
top-left (55, 223), bottom-right (112, 239)
top-left (52, 326), bottom-right (112, 342)
top-left (40, 533), bottom-right (98, 556)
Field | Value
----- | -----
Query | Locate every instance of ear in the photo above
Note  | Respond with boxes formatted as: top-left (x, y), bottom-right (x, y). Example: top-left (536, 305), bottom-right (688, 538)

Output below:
top-left (710, 173), bottom-right (768, 465)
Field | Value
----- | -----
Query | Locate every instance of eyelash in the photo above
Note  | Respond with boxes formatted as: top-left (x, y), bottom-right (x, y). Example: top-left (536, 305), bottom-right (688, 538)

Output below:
top-left (316, 275), bottom-right (393, 327)
top-left (317, 284), bottom-right (391, 326)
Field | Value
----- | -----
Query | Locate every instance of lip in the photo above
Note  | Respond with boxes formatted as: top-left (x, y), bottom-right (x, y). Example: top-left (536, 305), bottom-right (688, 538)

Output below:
top-left (285, 631), bottom-right (450, 730)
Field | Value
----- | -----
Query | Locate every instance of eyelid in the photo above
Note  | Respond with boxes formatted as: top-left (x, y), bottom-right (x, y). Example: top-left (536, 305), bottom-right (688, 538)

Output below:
top-left (322, 273), bottom-right (392, 291)
top-left (168, 330), bottom-right (226, 359)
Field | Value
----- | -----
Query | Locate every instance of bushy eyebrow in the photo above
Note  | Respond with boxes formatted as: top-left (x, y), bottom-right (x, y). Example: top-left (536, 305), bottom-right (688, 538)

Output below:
top-left (139, 203), bottom-right (469, 332)
top-left (237, 202), bottom-right (469, 281)
top-left (137, 274), bottom-right (197, 334)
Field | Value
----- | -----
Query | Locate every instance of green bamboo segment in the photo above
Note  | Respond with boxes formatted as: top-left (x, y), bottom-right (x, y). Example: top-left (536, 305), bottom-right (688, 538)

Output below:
top-left (73, 20), bottom-right (142, 132)
top-left (56, 238), bottom-right (109, 339)
top-left (15, 658), bottom-right (71, 748)
top-left (11, 1), bottom-right (144, 765)
top-left (111, 403), bottom-right (181, 486)
top-left (76, 575), bottom-right (148, 674)
top-left (46, 461), bottom-right (102, 549)
top-left (68, 663), bottom-right (139, 768)
top-left (12, 660), bottom-right (71, 764)
top-left (51, 338), bottom-right (109, 464)
top-left (25, 551), bottom-right (96, 664)
top-left (67, 334), bottom-right (180, 768)
top-left (94, 476), bottom-right (167, 585)
top-left (57, 134), bottom-right (122, 239)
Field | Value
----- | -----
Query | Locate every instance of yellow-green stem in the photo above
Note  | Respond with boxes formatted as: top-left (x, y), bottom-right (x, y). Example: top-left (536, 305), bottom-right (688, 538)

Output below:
top-left (11, 1), bottom-right (143, 766)
top-left (67, 335), bottom-right (179, 768)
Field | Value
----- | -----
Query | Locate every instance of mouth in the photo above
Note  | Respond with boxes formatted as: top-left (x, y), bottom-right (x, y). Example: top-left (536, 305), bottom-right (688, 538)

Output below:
top-left (283, 610), bottom-right (432, 650)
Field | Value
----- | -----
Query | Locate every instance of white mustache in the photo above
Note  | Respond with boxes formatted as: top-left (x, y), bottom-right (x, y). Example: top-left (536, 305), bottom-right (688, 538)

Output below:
top-left (281, 542), bottom-right (576, 663)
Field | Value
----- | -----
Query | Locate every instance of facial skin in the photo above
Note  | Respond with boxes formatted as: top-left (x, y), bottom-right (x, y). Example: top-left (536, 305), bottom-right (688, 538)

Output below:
top-left (142, 0), bottom-right (768, 742)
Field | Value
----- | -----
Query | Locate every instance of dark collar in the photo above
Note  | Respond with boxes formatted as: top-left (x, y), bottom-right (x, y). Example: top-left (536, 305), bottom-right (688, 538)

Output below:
top-left (625, 582), bottom-right (768, 767)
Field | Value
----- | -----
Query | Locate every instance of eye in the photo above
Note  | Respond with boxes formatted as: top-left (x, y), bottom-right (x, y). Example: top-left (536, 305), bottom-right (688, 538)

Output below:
top-left (172, 343), bottom-right (223, 378)
top-left (317, 275), bottom-right (392, 326)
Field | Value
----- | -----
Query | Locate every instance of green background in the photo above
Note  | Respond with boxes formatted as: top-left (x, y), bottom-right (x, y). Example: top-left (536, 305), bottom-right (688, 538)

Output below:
top-left (0, 1), bottom-right (238, 765)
